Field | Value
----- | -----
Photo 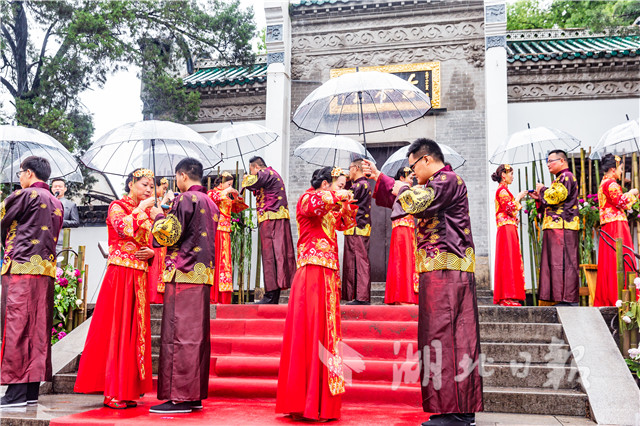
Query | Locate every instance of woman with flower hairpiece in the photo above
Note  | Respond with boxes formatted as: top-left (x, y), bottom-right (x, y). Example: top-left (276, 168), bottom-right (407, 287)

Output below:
top-left (276, 166), bottom-right (357, 421)
top-left (147, 177), bottom-right (173, 304)
top-left (75, 168), bottom-right (156, 409)
top-left (595, 154), bottom-right (639, 306)
top-left (383, 167), bottom-right (419, 304)
top-left (207, 172), bottom-right (248, 304)
top-left (491, 164), bottom-right (528, 306)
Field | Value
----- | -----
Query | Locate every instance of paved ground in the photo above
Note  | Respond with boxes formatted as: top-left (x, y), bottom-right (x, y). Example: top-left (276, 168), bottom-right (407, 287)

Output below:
top-left (0, 394), bottom-right (598, 426)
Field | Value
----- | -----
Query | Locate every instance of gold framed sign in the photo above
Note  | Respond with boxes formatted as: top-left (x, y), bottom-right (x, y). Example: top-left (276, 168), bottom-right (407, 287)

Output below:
top-left (330, 62), bottom-right (441, 109)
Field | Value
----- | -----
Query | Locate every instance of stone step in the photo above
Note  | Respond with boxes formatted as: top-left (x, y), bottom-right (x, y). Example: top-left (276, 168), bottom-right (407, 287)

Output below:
top-left (482, 363), bottom-right (581, 390)
top-left (481, 342), bottom-right (573, 365)
top-left (483, 386), bottom-right (588, 417)
top-left (52, 373), bottom-right (77, 394)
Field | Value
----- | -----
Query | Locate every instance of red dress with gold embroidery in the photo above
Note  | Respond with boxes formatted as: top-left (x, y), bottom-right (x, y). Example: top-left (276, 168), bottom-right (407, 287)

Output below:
top-left (276, 188), bottom-right (357, 421)
top-left (493, 184), bottom-right (526, 304)
top-left (385, 215), bottom-right (419, 304)
top-left (207, 188), bottom-right (249, 304)
top-left (75, 196), bottom-right (153, 400)
top-left (595, 178), bottom-right (637, 306)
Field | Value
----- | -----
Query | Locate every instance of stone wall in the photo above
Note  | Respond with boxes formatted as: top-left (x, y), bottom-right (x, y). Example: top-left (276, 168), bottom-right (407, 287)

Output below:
top-left (288, 0), bottom-right (489, 285)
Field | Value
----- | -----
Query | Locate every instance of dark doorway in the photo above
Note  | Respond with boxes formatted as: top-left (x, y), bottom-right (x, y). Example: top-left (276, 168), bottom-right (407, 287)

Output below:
top-left (366, 143), bottom-right (409, 282)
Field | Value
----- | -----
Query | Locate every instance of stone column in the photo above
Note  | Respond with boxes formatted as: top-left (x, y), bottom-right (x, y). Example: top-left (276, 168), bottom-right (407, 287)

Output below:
top-left (264, 1), bottom-right (292, 185)
top-left (484, 1), bottom-right (508, 291)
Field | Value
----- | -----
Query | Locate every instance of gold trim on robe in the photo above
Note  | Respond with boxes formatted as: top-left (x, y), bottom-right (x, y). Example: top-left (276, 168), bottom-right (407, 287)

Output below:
top-left (343, 223), bottom-right (371, 236)
top-left (257, 205), bottom-right (290, 223)
top-left (152, 214), bottom-right (183, 246)
top-left (416, 247), bottom-right (475, 273)
top-left (8, 254), bottom-right (57, 278)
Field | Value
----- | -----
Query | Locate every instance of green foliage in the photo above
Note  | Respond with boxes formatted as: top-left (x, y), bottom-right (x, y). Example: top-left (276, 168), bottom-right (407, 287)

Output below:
top-left (141, 72), bottom-right (201, 123)
top-left (508, 0), bottom-right (640, 33)
top-left (52, 263), bottom-right (83, 344)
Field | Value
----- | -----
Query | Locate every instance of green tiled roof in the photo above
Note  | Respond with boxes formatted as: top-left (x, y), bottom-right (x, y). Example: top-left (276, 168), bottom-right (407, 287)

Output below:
top-left (183, 64), bottom-right (267, 88)
top-left (292, 0), bottom-right (351, 6)
top-left (507, 35), bottom-right (640, 63)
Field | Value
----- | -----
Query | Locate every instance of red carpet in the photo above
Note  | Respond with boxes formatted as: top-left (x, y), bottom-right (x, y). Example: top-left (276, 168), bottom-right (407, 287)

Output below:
top-left (52, 304), bottom-right (430, 425)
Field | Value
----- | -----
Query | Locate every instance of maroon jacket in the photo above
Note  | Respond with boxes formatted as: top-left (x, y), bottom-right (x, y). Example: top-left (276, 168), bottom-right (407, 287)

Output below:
top-left (241, 167), bottom-right (290, 223)
top-left (374, 166), bottom-right (475, 274)
top-left (344, 176), bottom-right (372, 236)
top-left (537, 168), bottom-right (580, 231)
top-left (1, 182), bottom-right (64, 278)
top-left (152, 185), bottom-right (219, 285)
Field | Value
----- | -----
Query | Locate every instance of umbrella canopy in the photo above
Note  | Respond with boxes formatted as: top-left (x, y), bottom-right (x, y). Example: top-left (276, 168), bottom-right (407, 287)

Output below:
top-left (292, 71), bottom-right (432, 139)
top-left (81, 120), bottom-right (222, 177)
top-left (294, 135), bottom-right (375, 168)
top-left (589, 119), bottom-right (640, 160)
top-left (489, 126), bottom-right (581, 166)
top-left (0, 124), bottom-right (83, 184)
top-left (209, 122), bottom-right (278, 171)
top-left (380, 144), bottom-right (465, 176)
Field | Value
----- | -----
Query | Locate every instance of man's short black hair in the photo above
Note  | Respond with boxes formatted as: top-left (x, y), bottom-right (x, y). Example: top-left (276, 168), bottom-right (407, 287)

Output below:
top-left (21, 156), bottom-right (51, 181)
top-left (50, 178), bottom-right (66, 186)
top-left (351, 158), bottom-right (364, 168)
top-left (406, 138), bottom-right (444, 163)
top-left (249, 156), bottom-right (267, 167)
top-left (175, 158), bottom-right (203, 180)
top-left (548, 149), bottom-right (568, 161)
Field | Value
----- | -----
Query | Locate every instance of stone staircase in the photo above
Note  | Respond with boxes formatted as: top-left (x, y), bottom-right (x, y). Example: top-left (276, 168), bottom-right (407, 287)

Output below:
top-left (52, 302), bottom-right (590, 419)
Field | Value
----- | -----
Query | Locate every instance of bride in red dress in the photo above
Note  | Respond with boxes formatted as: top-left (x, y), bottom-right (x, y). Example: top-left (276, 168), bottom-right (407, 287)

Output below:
top-left (74, 169), bottom-right (156, 409)
top-left (207, 172), bottom-right (249, 304)
top-left (384, 167), bottom-right (418, 305)
top-left (595, 154), bottom-right (638, 306)
top-left (276, 167), bottom-right (357, 421)
top-left (492, 164), bottom-right (528, 306)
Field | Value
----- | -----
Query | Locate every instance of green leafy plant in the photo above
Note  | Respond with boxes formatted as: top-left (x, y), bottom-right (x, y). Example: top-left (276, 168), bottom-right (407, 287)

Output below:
top-left (52, 264), bottom-right (83, 344)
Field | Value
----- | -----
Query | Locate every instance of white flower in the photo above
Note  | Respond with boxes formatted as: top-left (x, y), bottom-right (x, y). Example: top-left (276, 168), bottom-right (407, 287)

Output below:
top-left (585, 202), bottom-right (590, 208)
top-left (635, 277), bottom-right (640, 287)
top-left (616, 299), bottom-right (624, 308)
top-left (623, 315), bottom-right (633, 324)
top-left (628, 209), bottom-right (634, 214)
top-left (57, 294), bottom-right (63, 300)
top-left (75, 299), bottom-right (83, 306)
top-left (629, 348), bottom-right (640, 358)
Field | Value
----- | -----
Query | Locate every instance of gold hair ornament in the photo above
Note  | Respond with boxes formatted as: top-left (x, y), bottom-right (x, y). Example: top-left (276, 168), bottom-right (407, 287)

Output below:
top-left (331, 167), bottom-right (345, 178)
top-left (160, 177), bottom-right (168, 185)
top-left (504, 164), bottom-right (512, 172)
top-left (221, 171), bottom-right (233, 178)
top-left (132, 169), bottom-right (154, 179)
top-left (615, 156), bottom-right (621, 167)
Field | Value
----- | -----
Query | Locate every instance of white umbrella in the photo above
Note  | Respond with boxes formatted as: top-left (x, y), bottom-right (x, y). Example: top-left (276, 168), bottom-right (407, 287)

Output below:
top-left (292, 71), bottom-right (431, 149)
top-left (294, 135), bottom-right (375, 167)
top-left (0, 124), bottom-right (83, 185)
top-left (209, 122), bottom-right (278, 171)
top-left (490, 126), bottom-right (581, 166)
top-left (589, 118), bottom-right (640, 160)
top-left (81, 120), bottom-right (222, 177)
top-left (380, 144), bottom-right (465, 176)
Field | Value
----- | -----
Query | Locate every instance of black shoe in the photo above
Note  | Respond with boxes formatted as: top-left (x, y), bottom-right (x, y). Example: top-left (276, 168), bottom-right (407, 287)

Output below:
top-left (421, 413), bottom-right (475, 426)
top-left (345, 300), bottom-right (370, 305)
top-left (254, 289), bottom-right (281, 304)
top-left (149, 401), bottom-right (193, 414)
top-left (190, 400), bottom-right (203, 409)
top-left (26, 382), bottom-right (39, 406)
top-left (1, 384), bottom-right (27, 408)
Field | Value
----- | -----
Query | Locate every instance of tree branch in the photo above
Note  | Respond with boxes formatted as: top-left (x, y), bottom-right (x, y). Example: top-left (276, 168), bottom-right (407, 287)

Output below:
top-left (31, 22), bottom-right (55, 90)
top-left (0, 76), bottom-right (17, 98)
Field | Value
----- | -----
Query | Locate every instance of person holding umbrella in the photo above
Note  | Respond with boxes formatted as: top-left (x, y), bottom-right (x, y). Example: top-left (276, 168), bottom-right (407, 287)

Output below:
top-left (208, 172), bottom-right (248, 304)
top-left (594, 154), bottom-right (638, 306)
top-left (341, 158), bottom-right (373, 305)
top-left (491, 164), bottom-right (528, 306)
top-left (529, 150), bottom-right (580, 306)
top-left (242, 156), bottom-right (296, 304)
top-left (362, 138), bottom-right (483, 426)
top-left (0, 156), bottom-right (63, 408)
top-left (74, 168), bottom-right (156, 409)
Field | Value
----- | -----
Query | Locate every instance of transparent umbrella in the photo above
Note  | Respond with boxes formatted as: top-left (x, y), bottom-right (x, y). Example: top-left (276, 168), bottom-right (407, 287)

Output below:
top-left (294, 135), bottom-right (376, 168)
top-left (0, 124), bottom-right (83, 186)
top-left (380, 144), bottom-right (465, 176)
top-left (589, 118), bottom-right (640, 160)
top-left (292, 70), bottom-right (431, 149)
top-left (209, 122), bottom-right (278, 171)
top-left (81, 120), bottom-right (222, 178)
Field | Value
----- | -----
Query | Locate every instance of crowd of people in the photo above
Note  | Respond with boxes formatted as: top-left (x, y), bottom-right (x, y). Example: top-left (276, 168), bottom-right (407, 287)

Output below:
top-left (0, 138), bottom-right (637, 425)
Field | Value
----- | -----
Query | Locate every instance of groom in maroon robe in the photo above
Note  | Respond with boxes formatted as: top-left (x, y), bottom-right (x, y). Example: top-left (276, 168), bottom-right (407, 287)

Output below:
top-left (364, 139), bottom-right (483, 426)
top-left (150, 158), bottom-right (218, 414)
top-left (242, 156), bottom-right (296, 304)
top-left (1, 156), bottom-right (63, 407)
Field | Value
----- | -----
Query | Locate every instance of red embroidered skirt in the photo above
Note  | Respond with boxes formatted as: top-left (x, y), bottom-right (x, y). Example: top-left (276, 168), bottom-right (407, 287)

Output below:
top-left (147, 246), bottom-right (165, 305)
top-left (385, 225), bottom-right (418, 304)
top-left (276, 264), bottom-right (343, 420)
top-left (1, 274), bottom-right (54, 384)
top-left (211, 230), bottom-right (232, 304)
top-left (493, 224), bottom-right (526, 303)
top-left (594, 220), bottom-right (636, 306)
top-left (74, 265), bottom-right (152, 400)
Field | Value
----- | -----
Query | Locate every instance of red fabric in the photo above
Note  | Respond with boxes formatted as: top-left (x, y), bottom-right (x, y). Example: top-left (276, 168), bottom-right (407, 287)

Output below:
top-left (74, 265), bottom-right (152, 400)
top-left (211, 230), bottom-right (233, 304)
top-left (595, 220), bottom-right (636, 306)
top-left (385, 224), bottom-right (418, 304)
top-left (147, 247), bottom-right (165, 304)
top-left (276, 265), bottom-right (342, 420)
top-left (493, 224), bottom-right (526, 303)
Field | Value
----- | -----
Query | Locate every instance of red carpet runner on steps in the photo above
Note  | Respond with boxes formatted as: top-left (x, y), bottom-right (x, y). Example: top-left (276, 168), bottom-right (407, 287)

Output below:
top-left (51, 304), bottom-right (431, 425)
